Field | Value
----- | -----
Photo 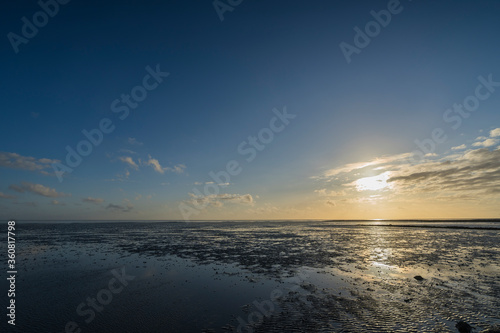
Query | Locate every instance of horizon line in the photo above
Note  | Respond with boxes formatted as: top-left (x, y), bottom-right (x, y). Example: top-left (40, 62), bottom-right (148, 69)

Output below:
top-left (9, 218), bottom-right (500, 222)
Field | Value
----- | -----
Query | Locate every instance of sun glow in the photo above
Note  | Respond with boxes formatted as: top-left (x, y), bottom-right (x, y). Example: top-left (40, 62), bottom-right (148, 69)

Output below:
top-left (355, 172), bottom-right (392, 191)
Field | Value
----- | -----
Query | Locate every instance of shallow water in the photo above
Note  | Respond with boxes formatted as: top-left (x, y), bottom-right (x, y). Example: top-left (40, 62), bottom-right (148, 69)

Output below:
top-left (1, 221), bottom-right (499, 332)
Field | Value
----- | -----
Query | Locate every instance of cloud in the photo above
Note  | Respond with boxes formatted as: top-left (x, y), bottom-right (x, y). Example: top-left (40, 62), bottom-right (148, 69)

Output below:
top-left (0, 152), bottom-right (59, 172)
top-left (128, 137), bottom-right (143, 146)
top-left (143, 156), bottom-right (164, 173)
top-left (119, 149), bottom-right (137, 155)
top-left (194, 181), bottom-right (228, 186)
top-left (142, 155), bottom-right (186, 174)
top-left (118, 156), bottom-right (139, 170)
top-left (212, 201), bottom-right (223, 207)
top-left (82, 197), bottom-right (105, 204)
top-left (387, 147), bottom-right (500, 196)
top-left (51, 200), bottom-right (65, 206)
top-left (320, 153), bottom-right (412, 178)
top-left (472, 138), bottom-right (498, 147)
top-left (348, 172), bottom-right (393, 192)
top-left (0, 192), bottom-right (16, 199)
top-left (8, 184), bottom-right (24, 192)
top-left (315, 128), bottom-right (500, 205)
top-left (491, 128), bottom-right (500, 137)
top-left (323, 161), bottom-right (378, 178)
top-left (105, 203), bottom-right (133, 212)
top-left (166, 164), bottom-right (186, 174)
top-left (9, 182), bottom-right (70, 198)
top-left (187, 193), bottom-right (254, 208)
top-left (219, 193), bottom-right (253, 203)
top-left (31, 112), bottom-right (39, 119)
top-left (315, 189), bottom-right (346, 197)
top-left (313, 152), bottom-right (413, 206)
top-left (452, 144), bottom-right (467, 151)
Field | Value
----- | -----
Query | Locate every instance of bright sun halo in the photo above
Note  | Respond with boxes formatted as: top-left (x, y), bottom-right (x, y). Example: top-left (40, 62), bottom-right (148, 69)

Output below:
top-left (355, 172), bottom-right (392, 191)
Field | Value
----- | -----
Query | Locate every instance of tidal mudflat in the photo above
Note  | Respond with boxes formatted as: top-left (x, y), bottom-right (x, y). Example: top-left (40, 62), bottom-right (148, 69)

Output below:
top-left (1, 221), bottom-right (499, 332)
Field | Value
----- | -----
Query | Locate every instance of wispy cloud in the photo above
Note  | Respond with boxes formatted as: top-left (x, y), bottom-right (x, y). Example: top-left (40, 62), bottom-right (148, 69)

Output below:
top-left (315, 129), bottom-right (500, 206)
top-left (128, 137), bottom-right (143, 146)
top-left (166, 164), bottom-right (186, 174)
top-left (82, 197), bottom-right (105, 204)
top-left (119, 149), bottom-right (137, 155)
top-left (452, 144), bottom-right (467, 151)
top-left (118, 156), bottom-right (139, 170)
top-left (194, 181), bottom-right (229, 186)
top-left (314, 189), bottom-right (346, 197)
top-left (320, 153), bottom-right (412, 178)
top-left (187, 193), bottom-right (254, 208)
top-left (105, 202), bottom-right (133, 212)
top-left (142, 155), bottom-right (186, 174)
top-left (8, 182), bottom-right (70, 198)
top-left (472, 138), bottom-right (498, 148)
top-left (0, 152), bottom-right (59, 172)
top-left (143, 156), bottom-right (163, 173)
top-left (0, 192), bottom-right (16, 199)
top-left (387, 147), bottom-right (500, 196)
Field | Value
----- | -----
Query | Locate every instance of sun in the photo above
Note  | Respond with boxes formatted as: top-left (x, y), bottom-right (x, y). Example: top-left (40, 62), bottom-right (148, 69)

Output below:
top-left (355, 172), bottom-right (392, 191)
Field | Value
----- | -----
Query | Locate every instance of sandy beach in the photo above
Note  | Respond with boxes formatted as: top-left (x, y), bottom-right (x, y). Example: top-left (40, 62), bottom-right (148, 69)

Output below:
top-left (0, 221), bottom-right (498, 332)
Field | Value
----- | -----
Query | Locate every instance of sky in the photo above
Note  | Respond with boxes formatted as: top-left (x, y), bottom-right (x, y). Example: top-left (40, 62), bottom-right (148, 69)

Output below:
top-left (1, 0), bottom-right (500, 220)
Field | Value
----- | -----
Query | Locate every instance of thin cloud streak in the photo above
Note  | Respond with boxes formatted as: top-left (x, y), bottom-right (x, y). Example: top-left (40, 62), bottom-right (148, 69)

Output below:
top-left (8, 182), bottom-right (70, 198)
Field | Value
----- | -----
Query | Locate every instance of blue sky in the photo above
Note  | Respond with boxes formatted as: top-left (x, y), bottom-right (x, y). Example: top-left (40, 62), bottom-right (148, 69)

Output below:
top-left (1, 0), bottom-right (500, 220)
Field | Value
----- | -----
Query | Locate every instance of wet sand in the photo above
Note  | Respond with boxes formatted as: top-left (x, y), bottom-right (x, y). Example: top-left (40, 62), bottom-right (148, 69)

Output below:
top-left (1, 221), bottom-right (499, 332)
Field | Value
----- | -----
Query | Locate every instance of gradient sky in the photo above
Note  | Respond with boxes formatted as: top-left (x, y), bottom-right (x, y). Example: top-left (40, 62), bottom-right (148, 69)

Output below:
top-left (1, 0), bottom-right (500, 220)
